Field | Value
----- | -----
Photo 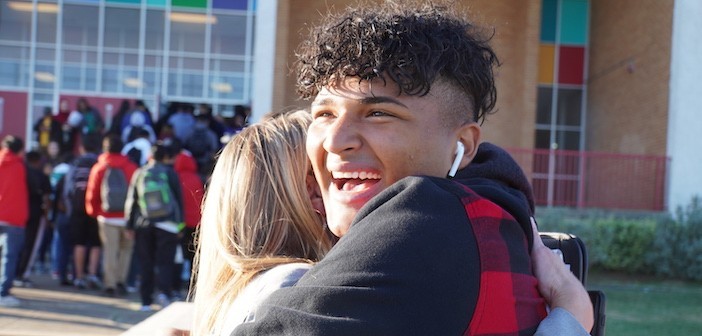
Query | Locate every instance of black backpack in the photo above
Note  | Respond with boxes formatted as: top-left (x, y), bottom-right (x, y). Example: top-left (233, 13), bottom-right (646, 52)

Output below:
top-left (100, 166), bottom-right (129, 212)
top-left (69, 155), bottom-right (97, 214)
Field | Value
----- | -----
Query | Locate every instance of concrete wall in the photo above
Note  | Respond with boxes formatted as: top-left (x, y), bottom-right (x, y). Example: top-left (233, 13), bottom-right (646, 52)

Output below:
top-left (667, 0), bottom-right (702, 211)
top-left (587, 0), bottom-right (673, 155)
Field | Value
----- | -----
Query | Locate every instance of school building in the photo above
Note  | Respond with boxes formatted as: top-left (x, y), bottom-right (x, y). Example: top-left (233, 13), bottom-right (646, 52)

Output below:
top-left (1, 0), bottom-right (700, 212)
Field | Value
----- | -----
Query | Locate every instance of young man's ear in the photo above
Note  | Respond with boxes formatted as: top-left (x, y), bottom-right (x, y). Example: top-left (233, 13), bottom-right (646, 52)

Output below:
top-left (457, 122), bottom-right (481, 170)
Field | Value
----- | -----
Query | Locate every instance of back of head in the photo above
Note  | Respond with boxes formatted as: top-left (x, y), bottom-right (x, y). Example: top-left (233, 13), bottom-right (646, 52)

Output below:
top-left (81, 133), bottom-right (101, 154)
top-left (2, 135), bottom-right (24, 154)
top-left (25, 150), bottom-right (42, 166)
top-left (296, 0), bottom-right (499, 123)
top-left (103, 133), bottom-right (124, 154)
top-left (151, 142), bottom-right (172, 162)
top-left (194, 110), bottom-right (331, 334)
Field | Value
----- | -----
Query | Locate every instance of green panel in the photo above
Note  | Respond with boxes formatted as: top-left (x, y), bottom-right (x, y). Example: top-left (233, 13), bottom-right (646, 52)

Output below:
top-left (107, 0), bottom-right (142, 4)
top-left (172, 0), bottom-right (206, 9)
top-left (147, 0), bottom-right (167, 6)
top-left (559, 0), bottom-right (589, 45)
top-left (540, 0), bottom-right (558, 42)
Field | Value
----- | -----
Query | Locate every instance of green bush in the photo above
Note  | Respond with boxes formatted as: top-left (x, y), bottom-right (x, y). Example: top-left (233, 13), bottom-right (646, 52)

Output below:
top-left (535, 199), bottom-right (702, 281)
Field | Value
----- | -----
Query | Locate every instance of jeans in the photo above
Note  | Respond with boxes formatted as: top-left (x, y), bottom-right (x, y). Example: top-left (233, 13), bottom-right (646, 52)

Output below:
top-left (0, 225), bottom-right (26, 296)
top-left (51, 213), bottom-right (73, 282)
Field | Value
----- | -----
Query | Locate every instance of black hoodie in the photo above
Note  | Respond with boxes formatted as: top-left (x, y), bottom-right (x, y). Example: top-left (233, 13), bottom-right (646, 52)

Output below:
top-left (232, 143), bottom-right (546, 335)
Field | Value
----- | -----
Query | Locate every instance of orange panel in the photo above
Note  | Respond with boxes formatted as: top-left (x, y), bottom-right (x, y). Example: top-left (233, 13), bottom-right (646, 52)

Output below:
top-left (538, 44), bottom-right (555, 84)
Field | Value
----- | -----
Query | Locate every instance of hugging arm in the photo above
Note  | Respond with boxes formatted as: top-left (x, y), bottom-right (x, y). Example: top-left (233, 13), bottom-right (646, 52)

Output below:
top-left (231, 177), bottom-right (481, 335)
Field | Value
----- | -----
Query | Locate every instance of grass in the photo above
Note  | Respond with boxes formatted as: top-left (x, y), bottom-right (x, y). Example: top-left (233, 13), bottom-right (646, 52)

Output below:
top-left (588, 270), bottom-right (702, 336)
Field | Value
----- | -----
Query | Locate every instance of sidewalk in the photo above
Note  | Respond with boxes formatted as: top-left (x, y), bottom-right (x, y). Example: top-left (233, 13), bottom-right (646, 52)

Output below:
top-left (0, 272), bottom-right (157, 336)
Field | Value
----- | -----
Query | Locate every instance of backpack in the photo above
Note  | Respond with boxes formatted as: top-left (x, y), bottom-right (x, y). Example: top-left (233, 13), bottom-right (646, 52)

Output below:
top-left (69, 155), bottom-right (97, 214)
top-left (100, 166), bottom-right (129, 212)
top-left (185, 128), bottom-right (212, 159)
top-left (137, 166), bottom-right (176, 219)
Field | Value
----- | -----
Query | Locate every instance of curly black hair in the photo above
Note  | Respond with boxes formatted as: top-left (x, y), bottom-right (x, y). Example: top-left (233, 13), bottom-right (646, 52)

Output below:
top-left (296, 1), bottom-right (500, 123)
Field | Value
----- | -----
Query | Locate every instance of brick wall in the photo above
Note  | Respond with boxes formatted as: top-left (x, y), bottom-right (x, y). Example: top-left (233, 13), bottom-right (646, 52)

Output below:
top-left (587, 0), bottom-right (673, 155)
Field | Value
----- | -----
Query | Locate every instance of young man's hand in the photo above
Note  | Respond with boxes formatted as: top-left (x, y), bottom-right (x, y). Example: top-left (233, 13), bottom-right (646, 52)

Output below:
top-left (531, 220), bottom-right (594, 332)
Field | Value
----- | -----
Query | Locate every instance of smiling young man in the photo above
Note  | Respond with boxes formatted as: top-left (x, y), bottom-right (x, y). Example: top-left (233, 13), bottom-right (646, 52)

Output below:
top-left (232, 2), bottom-right (554, 335)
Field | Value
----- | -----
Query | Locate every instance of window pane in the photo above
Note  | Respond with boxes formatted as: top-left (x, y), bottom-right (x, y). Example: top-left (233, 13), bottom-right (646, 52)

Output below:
top-left (0, 61), bottom-right (21, 86)
top-left (62, 66), bottom-right (82, 90)
top-left (536, 87), bottom-right (552, 125)
top-left (208, 74), bottom-right (244, 100)
top-left (63, 5), bottom-right (99, 46)
top-left (104, 7), bottom-right (140, 49)
top-left (210, 14), bottom-right (248, 55)
top-left (555, 130), bottom-right (580, 151)
top-left (210, 58), bottom-right (245, 72)
top-left (0, 1), bottom-right (33, 42)
top-left (36, 47), bottom-right (56, 61)
top-left (556, 88), bottom-right (582, 126)
top-left (102, 68), bottom-right (120, 92)
top-left (181, 73), bottom-right (203, 97)
top-left (145, 10), bottom-right (166, 51)
top-left (34, 62), bottom-right (55, 89)
top-left (170, 12), bottom-right (206, 52)
top-left (535, 129), bottom-right (551, 150)
top-left (36, 7), bottom-right (58, 43)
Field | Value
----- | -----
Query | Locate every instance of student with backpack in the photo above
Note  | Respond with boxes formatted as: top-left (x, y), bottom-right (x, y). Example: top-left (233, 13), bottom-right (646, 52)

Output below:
top-left (63, 134), bottom-right (102, 290)
top-left (125, 142), bottom-right (183, 311)
top-left (85, 134), bottom-right (137, 297)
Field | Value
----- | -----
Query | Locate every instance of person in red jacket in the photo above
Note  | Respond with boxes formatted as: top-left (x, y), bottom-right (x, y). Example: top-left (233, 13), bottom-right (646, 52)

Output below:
top-left (86, 134), bottom-right (138, 297)
top-left (173, 145), bottom-right (204, 295)
top-left (0, 136), bottom-right (29, 307)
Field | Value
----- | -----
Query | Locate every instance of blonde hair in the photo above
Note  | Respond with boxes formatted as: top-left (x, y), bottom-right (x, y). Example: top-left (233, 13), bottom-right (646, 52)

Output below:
top-left (191, 110), bottom-right (332, 335)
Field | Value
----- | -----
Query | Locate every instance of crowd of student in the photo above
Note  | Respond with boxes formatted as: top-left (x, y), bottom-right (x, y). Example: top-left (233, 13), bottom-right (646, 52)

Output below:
top-left (0, 98), bottom-right (249, 310)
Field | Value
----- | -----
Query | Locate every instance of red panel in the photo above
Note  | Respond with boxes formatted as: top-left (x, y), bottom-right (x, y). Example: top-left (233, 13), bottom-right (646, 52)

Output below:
top-left (0, 91), bottom-right (29, 142)
top-left (558, 46), bottom-right (585, 85)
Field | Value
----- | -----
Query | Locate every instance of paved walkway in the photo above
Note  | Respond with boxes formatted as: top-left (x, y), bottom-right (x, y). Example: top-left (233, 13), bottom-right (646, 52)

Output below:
top-left (0, 273), bottom-right (158, 336)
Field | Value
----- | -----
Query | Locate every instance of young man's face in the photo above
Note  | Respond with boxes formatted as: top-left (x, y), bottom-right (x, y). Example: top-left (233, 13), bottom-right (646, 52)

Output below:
top-left (307, 77), bottom-right (479, 237)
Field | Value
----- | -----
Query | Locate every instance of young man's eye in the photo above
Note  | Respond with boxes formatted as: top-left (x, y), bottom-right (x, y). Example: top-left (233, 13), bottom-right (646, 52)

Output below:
top-left (368, 110), bottom-right (391, 117)
top-left (312, 110), bottom-right (334, 119)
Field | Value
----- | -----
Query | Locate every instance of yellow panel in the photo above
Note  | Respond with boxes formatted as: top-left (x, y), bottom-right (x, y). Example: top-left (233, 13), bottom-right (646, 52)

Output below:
top-left (539, 44), bottom-right (555, 84)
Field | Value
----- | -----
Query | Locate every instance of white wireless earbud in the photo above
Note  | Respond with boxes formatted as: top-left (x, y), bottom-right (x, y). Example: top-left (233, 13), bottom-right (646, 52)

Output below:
top-left (448, 141), bottom-right (465, 178)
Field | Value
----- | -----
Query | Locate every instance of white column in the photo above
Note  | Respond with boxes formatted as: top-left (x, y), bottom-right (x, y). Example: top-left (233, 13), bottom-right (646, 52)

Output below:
top-left (250, 0), bottom-right (278, 123)
top-left (667, 0), bottom-right (702, 212)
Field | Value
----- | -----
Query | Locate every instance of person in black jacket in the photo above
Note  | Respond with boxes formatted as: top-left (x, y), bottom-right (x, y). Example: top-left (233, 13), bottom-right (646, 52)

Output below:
top-left (231, 2), bottom-right (593, 336)
top-left (125, 142), bottom-right (183, 311)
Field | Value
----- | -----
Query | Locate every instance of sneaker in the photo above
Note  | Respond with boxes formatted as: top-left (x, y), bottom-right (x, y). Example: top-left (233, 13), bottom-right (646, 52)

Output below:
top-left (156, 293), bottom-right (171, 308)
top-left (126, 286), bottom-right (138, 293)
top-left (74, 278), bottom-right (87, 289)
top-left (139, 305), bottom-right (153, 312)
top-left (0, 295), bottom-right (21, 307)
top-left (86, 275), bottom-right (103, 290)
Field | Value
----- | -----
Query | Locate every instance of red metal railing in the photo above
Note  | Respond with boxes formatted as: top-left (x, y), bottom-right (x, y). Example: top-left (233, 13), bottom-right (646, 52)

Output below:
top-left (506, 148), bottom-right (669, 211)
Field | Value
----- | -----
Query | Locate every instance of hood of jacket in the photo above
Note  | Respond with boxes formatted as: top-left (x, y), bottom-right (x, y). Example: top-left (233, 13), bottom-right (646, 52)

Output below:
top-left (455, 142), bottom-right (536, 249)
top-left (98, 152), bottom-right (133, 168)
top-left (174, 152), bottom-right (198, 173)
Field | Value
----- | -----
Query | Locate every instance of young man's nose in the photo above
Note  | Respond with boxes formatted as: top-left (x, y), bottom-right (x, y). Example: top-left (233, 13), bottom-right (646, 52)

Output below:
top-left (322, 114), bottom-right (361, 155)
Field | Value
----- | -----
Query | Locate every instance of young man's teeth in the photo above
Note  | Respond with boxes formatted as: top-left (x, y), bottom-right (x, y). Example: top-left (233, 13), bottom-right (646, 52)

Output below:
top-left (332, 171), bottom-right (380, 180)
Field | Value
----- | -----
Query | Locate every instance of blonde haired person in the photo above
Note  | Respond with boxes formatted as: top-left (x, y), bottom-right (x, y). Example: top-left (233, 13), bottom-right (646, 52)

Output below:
top-left (191, 110), bottom-right (333, 336)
